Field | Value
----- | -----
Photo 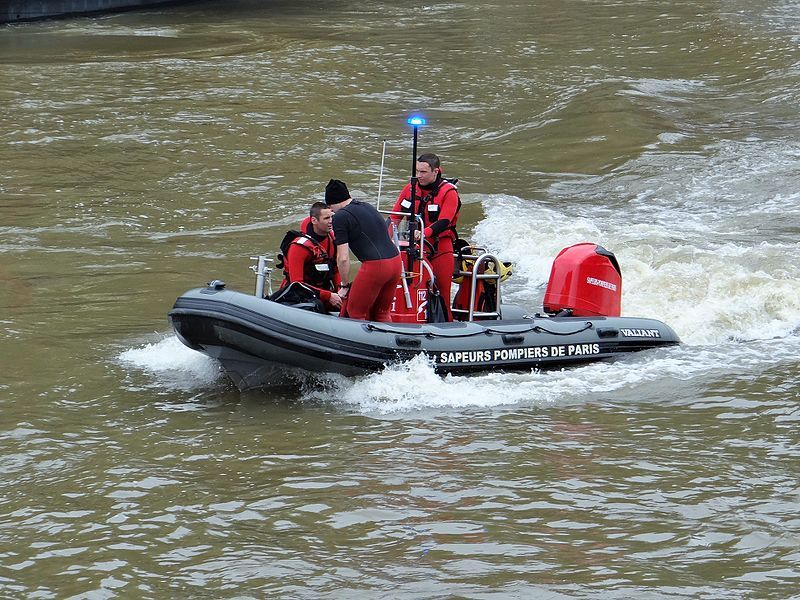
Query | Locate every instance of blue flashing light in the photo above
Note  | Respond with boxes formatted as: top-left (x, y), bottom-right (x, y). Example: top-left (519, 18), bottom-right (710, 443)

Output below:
top-left (407, 115), bottom-right (426, 126)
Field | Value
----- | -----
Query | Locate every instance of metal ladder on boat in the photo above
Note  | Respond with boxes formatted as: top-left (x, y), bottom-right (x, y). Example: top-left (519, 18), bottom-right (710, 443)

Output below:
top-left (451, 246), bottom-right (503, 321)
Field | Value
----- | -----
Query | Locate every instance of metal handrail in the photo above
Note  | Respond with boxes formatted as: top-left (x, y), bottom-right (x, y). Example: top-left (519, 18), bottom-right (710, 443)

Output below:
top-left (249, 255), bottom-right (274, 298)
top-left (451, 249), bottom-right (503, 321)
top-left (381, 210), bottom-right (432, 313)
top-left (378, 210), bottom-right (435, 292)
top-left (382, 209), bottom-right (428, 282)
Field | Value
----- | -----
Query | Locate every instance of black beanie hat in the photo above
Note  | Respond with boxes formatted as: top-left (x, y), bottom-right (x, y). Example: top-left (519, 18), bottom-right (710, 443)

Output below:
top-left (325, 179), bottom-right (350, 205)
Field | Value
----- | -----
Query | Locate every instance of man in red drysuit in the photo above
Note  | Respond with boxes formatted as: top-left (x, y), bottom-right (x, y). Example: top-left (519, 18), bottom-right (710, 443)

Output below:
top-left (391, 153), bottom-right (461, 319)
top-left (281, 201), bottom-right (342, 310)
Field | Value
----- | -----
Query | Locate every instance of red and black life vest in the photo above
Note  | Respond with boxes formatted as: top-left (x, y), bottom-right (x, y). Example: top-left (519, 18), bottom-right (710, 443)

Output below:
top-left (397, 177), bottom-right (461, 244)
top-left (278, 230), bottom-right (337, 291)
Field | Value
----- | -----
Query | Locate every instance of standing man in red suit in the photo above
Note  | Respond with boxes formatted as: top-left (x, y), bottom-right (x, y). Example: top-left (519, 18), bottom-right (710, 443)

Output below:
top-left (325, 179), bottom-right (402, 322)
top-left (281, 201), bottom-right (343, 310)
top-left (391, 153), bottom-right (461, 318)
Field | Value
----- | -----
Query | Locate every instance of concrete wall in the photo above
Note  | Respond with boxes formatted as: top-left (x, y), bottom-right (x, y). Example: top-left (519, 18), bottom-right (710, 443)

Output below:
top-left (0, 0), bottom-right (189, 23)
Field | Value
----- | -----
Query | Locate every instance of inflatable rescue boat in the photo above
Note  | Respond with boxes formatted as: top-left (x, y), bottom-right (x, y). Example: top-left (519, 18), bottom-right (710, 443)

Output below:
top-left (169, 242), bottom-right (681, 390)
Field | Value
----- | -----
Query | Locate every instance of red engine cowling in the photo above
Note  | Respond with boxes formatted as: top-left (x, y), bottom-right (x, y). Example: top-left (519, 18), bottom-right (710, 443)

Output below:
top-left (543, 243), bottom-right (622, 317)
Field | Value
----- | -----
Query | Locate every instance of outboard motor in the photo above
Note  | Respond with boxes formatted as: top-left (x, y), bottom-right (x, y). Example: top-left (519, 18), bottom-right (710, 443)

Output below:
top-left (543, 243), bottom-right (622, 317)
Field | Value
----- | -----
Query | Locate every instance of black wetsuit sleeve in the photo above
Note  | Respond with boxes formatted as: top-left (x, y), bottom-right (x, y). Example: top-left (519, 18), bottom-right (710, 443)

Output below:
top-left (428, 218), bottom-right (451, 236)
top-left (332, 210), bottom-right (353, 246)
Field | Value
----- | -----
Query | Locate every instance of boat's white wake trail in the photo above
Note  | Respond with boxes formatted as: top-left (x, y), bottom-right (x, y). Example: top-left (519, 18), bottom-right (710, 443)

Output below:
top-left (117, 335), bottom-right (223, 391)
top-left (305, 331), bottom-right (800, 414)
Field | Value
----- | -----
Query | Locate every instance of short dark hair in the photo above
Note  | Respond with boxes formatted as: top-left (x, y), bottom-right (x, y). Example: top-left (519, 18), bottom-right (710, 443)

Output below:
top-left (310, 201), bottom-right (329, 219)
top-left (417, 153), bottom-right (441, 170)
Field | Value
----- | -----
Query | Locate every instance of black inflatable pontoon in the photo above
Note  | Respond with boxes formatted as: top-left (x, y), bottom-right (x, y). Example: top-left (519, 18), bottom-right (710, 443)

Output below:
top-left (169, 261), bottom-right (680, 389)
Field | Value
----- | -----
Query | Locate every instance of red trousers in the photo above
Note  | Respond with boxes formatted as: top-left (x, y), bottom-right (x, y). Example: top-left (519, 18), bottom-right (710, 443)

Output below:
top-left (345, 255), bottom-right (402, 322)
top-left (427, 237), bottom-right (455, 319)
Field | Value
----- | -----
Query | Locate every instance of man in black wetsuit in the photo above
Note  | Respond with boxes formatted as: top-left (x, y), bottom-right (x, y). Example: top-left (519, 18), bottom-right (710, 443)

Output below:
top-left (324, 179), bottom-right (402, 322)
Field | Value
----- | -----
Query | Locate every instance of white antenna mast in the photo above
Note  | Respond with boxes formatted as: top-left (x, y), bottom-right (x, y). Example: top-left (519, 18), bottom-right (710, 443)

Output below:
top-left (376, 139), bottom-right (387, 209)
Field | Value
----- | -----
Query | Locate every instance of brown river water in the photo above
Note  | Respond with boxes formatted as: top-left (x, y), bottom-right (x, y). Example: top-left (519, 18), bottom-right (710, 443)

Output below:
top-left (1, 0), bottom-right (799, 597)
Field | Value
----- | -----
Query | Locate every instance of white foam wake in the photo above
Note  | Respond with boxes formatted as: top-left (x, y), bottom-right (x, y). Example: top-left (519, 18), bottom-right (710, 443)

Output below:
top-left (297, 334), bottom-right (799, 415)
top-left (117, 335), bottom-right (223, 391)
top-left (468, 138), bottom-right (800, 347)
